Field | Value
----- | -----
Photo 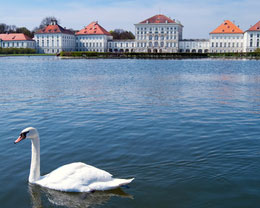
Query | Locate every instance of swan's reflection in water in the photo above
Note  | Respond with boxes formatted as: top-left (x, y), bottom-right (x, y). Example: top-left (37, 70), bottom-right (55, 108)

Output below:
top-left (29, 184), bottom-right (133, 208)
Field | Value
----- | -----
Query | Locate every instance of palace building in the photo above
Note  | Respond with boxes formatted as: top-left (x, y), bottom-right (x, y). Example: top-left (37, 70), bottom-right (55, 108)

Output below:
top-left (76, 21), bottom-right (113, 52)
top-left (244, 21), bottom-right (260, 52)
top-left (134, 14), bottom-right (183, 53)
top-left (209, 20), bottom-right (244, 53)
top-left (0, 33), bottom-right (35, 49)
top-left (1, 15), bottom-right (260, 54)
top-left (34, 19), bottom-right (75, 54)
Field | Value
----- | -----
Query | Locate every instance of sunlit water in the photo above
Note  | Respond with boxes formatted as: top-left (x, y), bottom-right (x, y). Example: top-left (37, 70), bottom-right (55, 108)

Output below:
top-left (1, 56), bottom-right (260, 208)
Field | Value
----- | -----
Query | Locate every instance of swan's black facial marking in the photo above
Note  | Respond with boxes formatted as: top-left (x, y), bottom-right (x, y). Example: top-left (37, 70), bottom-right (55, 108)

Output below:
top-left (20, 131), bottom-right (29, 138)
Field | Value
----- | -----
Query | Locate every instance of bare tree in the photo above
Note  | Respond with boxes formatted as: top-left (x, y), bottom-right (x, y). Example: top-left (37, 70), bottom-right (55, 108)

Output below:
top-left (33, 16), bottom-right (60, 32)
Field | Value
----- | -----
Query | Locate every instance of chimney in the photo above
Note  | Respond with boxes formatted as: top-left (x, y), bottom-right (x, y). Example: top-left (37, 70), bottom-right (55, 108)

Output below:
top-left (51, 19), bottom-right (58, 25)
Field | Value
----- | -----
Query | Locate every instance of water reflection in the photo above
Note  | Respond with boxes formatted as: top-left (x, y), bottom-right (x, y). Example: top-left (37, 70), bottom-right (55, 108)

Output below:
top-left (29, 184), bottom-right (133, 208)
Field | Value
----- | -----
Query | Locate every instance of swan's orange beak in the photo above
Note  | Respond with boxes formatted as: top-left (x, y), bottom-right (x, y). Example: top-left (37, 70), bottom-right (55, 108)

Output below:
top-left (14, 134), bottom-right (25, 144)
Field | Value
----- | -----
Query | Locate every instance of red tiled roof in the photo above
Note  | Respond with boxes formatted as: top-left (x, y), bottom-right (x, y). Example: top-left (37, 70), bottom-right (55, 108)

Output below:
top-left (0, 33), bottom-right (33, 41)
top-left (210, 20), bottom-right (244, 34)
top-left (139, 14), bottom-right (176, 24)
top-left (35, 24), bottom-right (74, 35)
top-left (76, 22), bottom-right (111, 36)
top-left (247, 21), bottom-right (260, 31)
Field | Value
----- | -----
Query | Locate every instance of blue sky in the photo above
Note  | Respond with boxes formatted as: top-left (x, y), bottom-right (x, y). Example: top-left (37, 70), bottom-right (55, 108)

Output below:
top-left (0, 0), bottom-right (259, 38)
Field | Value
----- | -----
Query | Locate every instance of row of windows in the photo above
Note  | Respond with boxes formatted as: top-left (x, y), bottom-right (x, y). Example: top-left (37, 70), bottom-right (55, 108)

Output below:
top-left (211, 50), bottom-right (243, 53)
top-left (137, 42), bottom-right (177, 47)
top-left (77, 49), bottom-right (104, 52)
top-left (38, 40), bottom-right (59, 47)
top-left (211, 36), bottom-right (243, 40)
top-left (211, 42), bottom-right (242, 47)
top-left (76, 36), bottom-right (104, 40)
top-left (76, 42), bottom-right (103, 48)
top-left (3, 41), bottom-right (34, 47)
top-left (35, 35), bottom-right (74, 39)
top-left (181, 44), bottom-right (209, 48)
top-left (109, 42), bottom-right (135, 48)
top-left (137, 35), bottom-right (177, 40)
top-left (250, 34), bottom-right (260, 38)
top-left (137, 27), bottom-right (177, 31)
top-left (137, 31), bottom-right (177, 35)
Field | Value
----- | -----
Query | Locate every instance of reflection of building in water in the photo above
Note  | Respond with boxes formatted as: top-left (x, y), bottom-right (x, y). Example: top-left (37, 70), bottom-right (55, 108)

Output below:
top-left (29, 184), bottom-right (132, 208)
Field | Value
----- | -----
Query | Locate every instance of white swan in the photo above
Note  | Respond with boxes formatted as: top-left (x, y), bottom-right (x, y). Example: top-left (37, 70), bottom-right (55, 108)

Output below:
top-left (14, 127), bottom-right (134, 192)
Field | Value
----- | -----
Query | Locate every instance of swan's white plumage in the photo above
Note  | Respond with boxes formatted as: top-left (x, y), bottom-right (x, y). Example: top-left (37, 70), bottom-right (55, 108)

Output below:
top-left (16, 127), bottom-right (134, 192)
top-left (35, 162), bottom-right (133, 192)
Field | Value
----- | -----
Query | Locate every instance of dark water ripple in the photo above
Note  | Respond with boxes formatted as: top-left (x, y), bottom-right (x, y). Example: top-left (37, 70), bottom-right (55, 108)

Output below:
top-left (1, 57), bottom-right (260, 208)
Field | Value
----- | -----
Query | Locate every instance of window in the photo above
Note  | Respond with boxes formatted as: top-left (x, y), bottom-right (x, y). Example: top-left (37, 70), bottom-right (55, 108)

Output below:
top-left (212, 42), bottom-right (214, 47)
top-left (149, 42), bottom-right (152, 47)
top-left (155, 35), bottom-right (158, 40)
top-left (160, 42), bottom-right (164, 47)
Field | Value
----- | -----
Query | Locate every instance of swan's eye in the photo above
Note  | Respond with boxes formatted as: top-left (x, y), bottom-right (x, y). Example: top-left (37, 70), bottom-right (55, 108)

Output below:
top-left (20, 131), bottom-right (29, 138)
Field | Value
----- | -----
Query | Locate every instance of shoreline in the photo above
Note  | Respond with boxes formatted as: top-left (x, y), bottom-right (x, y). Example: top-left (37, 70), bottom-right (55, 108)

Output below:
top-left (59, 52), bottom-right (260, 60)
top-left (1, 52), bottom-right (260, 60)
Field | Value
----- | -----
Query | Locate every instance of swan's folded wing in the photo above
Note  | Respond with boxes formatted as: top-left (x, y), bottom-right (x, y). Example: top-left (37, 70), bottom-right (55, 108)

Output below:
top-left (34, 162), bottom-right (113, 192)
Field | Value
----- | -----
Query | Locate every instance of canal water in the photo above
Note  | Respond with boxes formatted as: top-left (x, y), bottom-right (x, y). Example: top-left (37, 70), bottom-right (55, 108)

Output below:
top-left (0, 56), bottom-right (260, 208)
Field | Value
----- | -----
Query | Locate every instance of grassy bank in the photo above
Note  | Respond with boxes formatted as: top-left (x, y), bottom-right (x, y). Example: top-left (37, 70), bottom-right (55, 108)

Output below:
top-left (59, 51), bottom-right (260, 59)
top-left (59, 51), bottom-right (208, 59)
top-left (0, 47), bottom-right (36, 55)
top-left (0, 53), bottom-right (55, 57)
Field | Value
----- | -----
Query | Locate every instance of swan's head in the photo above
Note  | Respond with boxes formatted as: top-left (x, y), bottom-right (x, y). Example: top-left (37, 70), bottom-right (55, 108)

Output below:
top-left (14, 127), bottom-right (38, 144)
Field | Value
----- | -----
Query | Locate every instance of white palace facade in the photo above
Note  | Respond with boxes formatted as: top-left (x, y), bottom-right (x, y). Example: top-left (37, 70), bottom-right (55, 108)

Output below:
top-left (1, 14), bottom-right (260, 53)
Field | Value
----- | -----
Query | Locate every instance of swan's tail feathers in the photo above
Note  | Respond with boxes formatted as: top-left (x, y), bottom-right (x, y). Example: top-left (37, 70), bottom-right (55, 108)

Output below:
top-left (114, 178), bottom-right (135, 186)
top-left (89, 178), bottom-right (134, 191)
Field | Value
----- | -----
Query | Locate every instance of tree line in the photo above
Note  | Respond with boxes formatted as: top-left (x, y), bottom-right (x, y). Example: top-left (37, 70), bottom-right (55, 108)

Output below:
top-left (0, 17), bottom-right (135, 40)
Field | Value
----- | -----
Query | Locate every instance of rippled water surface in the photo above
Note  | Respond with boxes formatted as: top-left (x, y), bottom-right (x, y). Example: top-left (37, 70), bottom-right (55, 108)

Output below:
top-left (1, 56), bottom-right (260, 208)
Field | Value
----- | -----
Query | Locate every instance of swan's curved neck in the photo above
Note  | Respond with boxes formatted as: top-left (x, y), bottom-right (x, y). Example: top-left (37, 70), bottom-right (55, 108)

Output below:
top-left (29, 134), bottom-right (40, 183)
